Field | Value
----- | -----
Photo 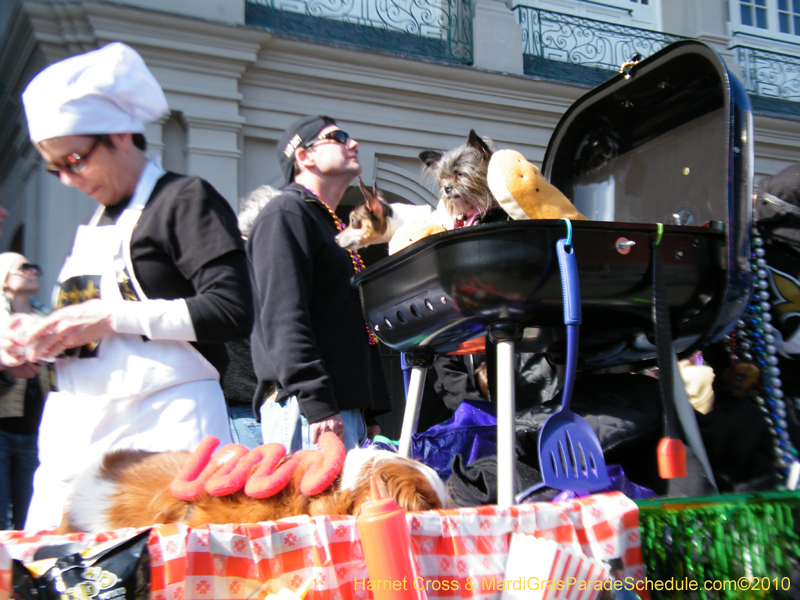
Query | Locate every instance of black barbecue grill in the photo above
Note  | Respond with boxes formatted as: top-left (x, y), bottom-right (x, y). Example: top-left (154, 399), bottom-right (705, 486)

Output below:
top-left (352, 41), bottom-right (754, 504)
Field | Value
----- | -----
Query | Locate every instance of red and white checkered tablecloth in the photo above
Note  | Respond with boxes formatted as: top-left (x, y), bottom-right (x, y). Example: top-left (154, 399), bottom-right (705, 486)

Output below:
top-left (0, 492), bottom-right (646, 600)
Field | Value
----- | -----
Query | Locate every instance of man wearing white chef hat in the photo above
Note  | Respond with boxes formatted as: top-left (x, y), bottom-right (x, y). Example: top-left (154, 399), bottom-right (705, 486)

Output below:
top-left (19, 42), bottom-right (253, 531)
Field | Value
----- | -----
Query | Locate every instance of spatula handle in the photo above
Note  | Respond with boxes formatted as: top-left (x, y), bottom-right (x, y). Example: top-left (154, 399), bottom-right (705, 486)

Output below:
top-left (557, 239), bottom-right (581, 325)
top-left (557, 237), bottom-right (581, 411)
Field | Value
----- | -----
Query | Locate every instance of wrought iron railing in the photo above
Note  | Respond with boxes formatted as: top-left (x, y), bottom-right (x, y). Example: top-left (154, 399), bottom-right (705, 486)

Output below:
top-left (245, 0), bottom-right (472, 63)
top-left (513, 6), bottom-right (685, 86)
top-left (732, 46), bottom-right (800, 118)
top-left (245, 0), bottom-right (800, 118)
top-left (735, 45), bottom-right (800, 108)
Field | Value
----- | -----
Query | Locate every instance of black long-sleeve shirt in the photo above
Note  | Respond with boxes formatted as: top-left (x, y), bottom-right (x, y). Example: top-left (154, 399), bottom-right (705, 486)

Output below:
top-left (101, 172), bottom-right (254, 376)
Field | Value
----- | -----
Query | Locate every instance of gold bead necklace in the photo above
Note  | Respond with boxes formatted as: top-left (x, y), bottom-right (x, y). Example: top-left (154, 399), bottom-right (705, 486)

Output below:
top-left (317, 198), bottom-right (379, 346)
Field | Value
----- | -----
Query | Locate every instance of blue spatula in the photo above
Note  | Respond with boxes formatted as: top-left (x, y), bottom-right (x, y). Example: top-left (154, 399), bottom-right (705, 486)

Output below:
top-left (538, 226), bottom-right (610, 492)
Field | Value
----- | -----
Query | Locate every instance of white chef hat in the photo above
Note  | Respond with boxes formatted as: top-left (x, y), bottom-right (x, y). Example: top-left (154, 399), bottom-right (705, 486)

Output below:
top-left (22, 42), bottom-right (169, 144)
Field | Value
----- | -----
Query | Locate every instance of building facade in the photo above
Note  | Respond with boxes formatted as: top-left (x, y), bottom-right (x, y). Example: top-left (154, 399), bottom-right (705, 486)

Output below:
top-left (2, 0), bottom-right (800, 289)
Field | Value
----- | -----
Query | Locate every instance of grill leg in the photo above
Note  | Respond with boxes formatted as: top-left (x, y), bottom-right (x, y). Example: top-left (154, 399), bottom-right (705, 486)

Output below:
top-left (398, 353), bottom-right (435, 458)
top-left (489, 323), bottom-right (523, 507)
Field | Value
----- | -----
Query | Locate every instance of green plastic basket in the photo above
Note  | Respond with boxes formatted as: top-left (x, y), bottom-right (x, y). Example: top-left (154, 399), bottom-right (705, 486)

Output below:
top-left (636, 491), bottom-right (800, 599)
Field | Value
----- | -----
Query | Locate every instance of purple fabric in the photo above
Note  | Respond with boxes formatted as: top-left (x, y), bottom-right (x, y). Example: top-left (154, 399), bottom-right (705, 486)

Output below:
top-left (411, 400), bottom-right (498, 480)
top-left (551, 464), bottom-right (658, 502)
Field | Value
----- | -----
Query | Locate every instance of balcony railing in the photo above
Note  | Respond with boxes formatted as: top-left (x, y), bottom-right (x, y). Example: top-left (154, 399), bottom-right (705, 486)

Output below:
top-left (245, 0), bottom-right (800, 119)
top-left (245, 0), bottom-right (472, 63)
top-left (513, 6), bottom-right (685, 86)
top-left (734, 45), bottom-right (800, 117)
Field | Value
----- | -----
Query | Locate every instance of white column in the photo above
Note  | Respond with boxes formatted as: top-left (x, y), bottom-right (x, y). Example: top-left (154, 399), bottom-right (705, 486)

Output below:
top-left (472, 0), bottom-right (524, 74)
top-left (182, 115), bottom-right (245, 209)
top-left (144, 116), bottom-right (167, 164)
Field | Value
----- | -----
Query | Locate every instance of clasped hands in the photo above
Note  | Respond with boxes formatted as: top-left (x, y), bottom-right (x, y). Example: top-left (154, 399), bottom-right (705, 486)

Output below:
top-left (0, 299), bottom-right (113, 368)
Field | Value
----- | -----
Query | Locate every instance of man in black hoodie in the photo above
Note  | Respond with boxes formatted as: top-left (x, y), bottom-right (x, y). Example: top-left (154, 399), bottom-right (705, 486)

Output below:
top-left (248, 116), bottom-right (391, 451)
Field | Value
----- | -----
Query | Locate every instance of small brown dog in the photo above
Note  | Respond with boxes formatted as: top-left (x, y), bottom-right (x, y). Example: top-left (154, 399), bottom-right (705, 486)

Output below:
top-left (335, 179), bottom-right (442, 252)
top-left (57, 437), bottom-right (448, 534)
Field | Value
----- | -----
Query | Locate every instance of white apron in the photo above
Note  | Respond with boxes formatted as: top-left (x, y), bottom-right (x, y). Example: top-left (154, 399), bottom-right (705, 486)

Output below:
top-left (25, 161), bottom-right (233, 531)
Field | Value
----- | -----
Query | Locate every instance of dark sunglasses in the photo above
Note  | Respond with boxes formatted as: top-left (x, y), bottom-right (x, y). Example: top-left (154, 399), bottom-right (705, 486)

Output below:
top-left (13, 263), bottom-right (42, 277)
top-left (302, 130), bottom-right (351, 149)
top-left (45, 138), bottom-right (101, 177)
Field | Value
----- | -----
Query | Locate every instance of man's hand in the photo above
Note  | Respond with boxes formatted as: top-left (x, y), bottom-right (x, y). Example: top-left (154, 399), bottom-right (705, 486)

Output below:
top-left (309, 413), bottom-right (345, 444)
top-left (366, 424), bottom-right (381, 440)
top-left (23, 299), bottom-right (114, 362)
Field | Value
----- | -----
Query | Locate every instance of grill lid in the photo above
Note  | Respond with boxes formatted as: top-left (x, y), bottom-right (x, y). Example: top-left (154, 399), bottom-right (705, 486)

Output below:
top-left (353, 41), bottom-right (753, 369)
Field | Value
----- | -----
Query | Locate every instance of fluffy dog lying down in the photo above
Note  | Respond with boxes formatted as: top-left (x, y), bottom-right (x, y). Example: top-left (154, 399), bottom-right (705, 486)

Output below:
top-left (57, 433), bottom-right (448, 534)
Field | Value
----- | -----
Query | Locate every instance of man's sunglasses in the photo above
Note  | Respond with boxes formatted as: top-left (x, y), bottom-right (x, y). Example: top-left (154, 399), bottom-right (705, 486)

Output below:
top-left (302, 130), bottom-right (351, 149)
top-left (12, 264), bottom-right (42, 277)
top-left (45, 138), bottom-right (101, 177)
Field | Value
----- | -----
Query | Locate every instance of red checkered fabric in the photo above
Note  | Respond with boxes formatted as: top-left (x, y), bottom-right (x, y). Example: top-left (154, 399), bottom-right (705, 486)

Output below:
top-left (0, 492), bottom-right (645, 600)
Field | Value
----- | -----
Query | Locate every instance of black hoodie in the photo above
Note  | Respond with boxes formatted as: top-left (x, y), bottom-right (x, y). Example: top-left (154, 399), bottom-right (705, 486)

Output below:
top-left (247, 183), bottom-right (390, 424)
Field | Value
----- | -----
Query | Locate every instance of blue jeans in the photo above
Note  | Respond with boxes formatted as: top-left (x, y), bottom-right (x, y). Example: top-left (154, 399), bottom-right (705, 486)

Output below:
top-left (260, 395), bottom-right (366, 452)
top-left (0, 430), bottom-right (39, 530)
top-left (227, 405), bottom-right (264, 450)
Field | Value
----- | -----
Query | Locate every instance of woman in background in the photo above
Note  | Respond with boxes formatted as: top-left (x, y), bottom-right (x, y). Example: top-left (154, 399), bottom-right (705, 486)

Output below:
top-left (0, 253), bottom-right (50, 530)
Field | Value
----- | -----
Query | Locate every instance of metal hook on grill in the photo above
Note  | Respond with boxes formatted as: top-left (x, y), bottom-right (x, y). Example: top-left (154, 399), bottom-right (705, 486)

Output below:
top-left (619, 53), bottom-right (642, 79)
top-left (653, 222), bottom-right (664, 247)
top-left (560, 217), bottom-right (573, 248)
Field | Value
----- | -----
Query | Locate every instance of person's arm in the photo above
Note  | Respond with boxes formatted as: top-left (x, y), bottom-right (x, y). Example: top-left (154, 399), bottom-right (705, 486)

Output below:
top-left (25, 176), bottom-right (253, 359)
top-left (111, 252), bottom-right (253, 342)
top-left (186, 253), bottom-right (253, 342)
top-left (23, 266), bottom-right (251, 359)
top-left (114, 176), bottom-right (253, 343)
top-left (22, 299), bottom-right (115, 360)
top-left (114, 174), bottom-right (252, 343)
top-left (0, 317), bottom-right (25, 369)
top-left (249, 207), bottom-right (339, 426)
top-left (0, 321), bottom-right (15, 396)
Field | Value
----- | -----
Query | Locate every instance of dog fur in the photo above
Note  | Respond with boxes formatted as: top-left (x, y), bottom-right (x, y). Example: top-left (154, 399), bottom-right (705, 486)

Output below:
top-left (335, 179), bottom-right (441, 251)
top-left (419, 129), bottom-right (496, 226)
top-left (57, 445), bottom-right (449, 534)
